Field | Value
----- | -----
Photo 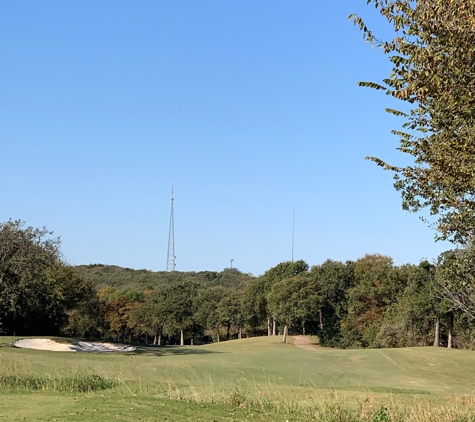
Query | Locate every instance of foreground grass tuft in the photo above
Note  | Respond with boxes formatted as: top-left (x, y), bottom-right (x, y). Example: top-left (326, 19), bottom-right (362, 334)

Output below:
top-left (0, 372), bottom-right (115, 392)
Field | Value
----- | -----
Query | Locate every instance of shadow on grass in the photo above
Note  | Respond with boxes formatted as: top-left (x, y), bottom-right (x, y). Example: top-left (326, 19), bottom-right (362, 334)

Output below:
top-left (130, 345), bottom-right (224, 357)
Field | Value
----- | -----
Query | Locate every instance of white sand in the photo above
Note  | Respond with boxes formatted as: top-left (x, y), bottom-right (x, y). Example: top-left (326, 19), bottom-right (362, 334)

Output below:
top-left (12, 338), bottom-right (136, 353)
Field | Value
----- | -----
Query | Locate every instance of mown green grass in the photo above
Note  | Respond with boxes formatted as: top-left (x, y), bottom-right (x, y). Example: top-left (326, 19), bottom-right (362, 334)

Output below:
top-left (2, 335), bottom-right (475, 421)
top-left (0, 392), bottom-right (284, 421)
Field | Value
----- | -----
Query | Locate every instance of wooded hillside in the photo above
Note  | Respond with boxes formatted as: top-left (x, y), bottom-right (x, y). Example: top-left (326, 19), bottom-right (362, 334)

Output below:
top-left (4, 220), bottom-right (475, 350)
top-left (74, 264), bottom-right (255, 291)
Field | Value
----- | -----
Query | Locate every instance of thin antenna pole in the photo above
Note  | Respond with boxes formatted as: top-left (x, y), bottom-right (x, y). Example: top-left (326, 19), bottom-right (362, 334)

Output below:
top-left (166, 186), bottom-right (176, 271)
top-left (291, 208), bottom-right (295, 262)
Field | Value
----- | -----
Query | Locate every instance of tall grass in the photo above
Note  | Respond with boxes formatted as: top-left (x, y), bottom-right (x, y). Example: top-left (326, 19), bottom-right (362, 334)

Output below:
top-left (112, 362), bottom-right (475, 422)
top-left (0, 372), bottom-right (115, 392)
top-left (3, 353), bottom-right (475, 421)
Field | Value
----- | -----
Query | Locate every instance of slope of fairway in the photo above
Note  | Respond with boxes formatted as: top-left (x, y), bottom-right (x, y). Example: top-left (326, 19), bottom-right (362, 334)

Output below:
top-left (1, 335), bottom-right (474, 397)
top-left (3, 336), bottom-right (475, 421)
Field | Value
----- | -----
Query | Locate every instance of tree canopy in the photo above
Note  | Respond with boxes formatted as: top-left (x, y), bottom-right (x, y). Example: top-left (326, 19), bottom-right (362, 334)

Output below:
top-left (351, 0), bottom-right (475, 243)
top-left (0, 220), bottom-right (94, 335)
top-left (436, 246), bottom-right (475, 320)
top-left (6, 219), bottom-right (475, 349)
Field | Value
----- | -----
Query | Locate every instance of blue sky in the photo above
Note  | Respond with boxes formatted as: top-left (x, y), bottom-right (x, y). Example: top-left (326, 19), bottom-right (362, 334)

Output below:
top-left (1, 1), bottom-right (451, 275)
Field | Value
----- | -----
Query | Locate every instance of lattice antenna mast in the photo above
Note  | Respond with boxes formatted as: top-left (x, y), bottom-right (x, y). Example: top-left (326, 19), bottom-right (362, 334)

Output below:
top-left (166, 186), bottom-right (176, 271)
top-left (291, 208), bottom-right (295, 262)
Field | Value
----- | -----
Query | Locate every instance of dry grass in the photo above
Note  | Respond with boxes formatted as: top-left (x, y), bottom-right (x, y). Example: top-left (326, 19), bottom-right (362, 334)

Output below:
top-left (3, 336), bottom-right (475, 421)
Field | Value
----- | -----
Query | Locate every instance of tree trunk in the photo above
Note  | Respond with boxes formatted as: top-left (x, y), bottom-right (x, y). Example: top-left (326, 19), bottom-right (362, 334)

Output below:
top-left (180, 329), bottom-right (184, 346)
top-left (238, 326), bottom-right (242, 339)
top-left (319, 309), bottom-right (324, 330)
top-left (448, 312), bottom-right (454, 349)
top-left (272, 318), bottom-right (277, 336)
top-left (191, 338), bottom-right (194, 346)
top-left (217, 331), bottom-right (220, 342)
top-left (434, 316), bottom-right (440, 347)
top-left (282, 325), bottom-right (288, 343)
top-left (302, 321), bottom-right (305, 335)
top-left (158, 334), bottom-right (161, 346)
top-left (267, 317), bottom-right (272, 336)
top-left (153, 334), bottom-right (157, 345)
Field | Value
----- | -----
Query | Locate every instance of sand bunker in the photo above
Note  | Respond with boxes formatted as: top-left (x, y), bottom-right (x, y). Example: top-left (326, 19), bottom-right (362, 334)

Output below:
top-left (12, 338), bottom-right (136, 353)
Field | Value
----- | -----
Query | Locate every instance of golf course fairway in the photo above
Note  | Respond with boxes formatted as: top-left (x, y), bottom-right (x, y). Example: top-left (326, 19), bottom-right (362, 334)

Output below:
top-left (1, 336), bottom-right (475, 421)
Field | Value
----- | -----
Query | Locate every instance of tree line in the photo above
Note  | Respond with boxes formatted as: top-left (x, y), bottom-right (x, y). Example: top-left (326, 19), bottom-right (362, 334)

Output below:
top-left (3, 220), bottom-right (475, 349)
top-left (4, 2), bottom-right (475, 348)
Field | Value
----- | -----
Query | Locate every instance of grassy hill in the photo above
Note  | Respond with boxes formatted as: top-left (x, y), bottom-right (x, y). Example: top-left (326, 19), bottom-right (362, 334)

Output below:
top-left (2, 336), bottom-right (475, 420)
top-left (74, 264), bottom-right (255, 291)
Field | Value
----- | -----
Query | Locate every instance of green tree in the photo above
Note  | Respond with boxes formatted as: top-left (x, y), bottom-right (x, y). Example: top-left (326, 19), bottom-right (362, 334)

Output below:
top-left (164, 280), bottom-right (196, 345)
top-left (436, 247), bottom-right (475, 337)
top-left (341, 255), bottom-right (404, 348)
top-left (268, 274), bottom-right (320, 343)
top-left (310, 260), bottom-right (356, 346)
top-left (129, 287), bottom-right (170, 345)
top-left (351, 0), bottom-right (475, 243)
top-left (241, 277), bottom-right (268, 335)
top-left (0, 220), bottom-right (94, 335)
top-left (193, 286), bottom-right (226, 342)
top-left (56, 265), bottom-right (99, 339)
top-left (217, 291), bottom-right (246, 341)
top-left (378, 262), bottom-right (438, 348)
top-left (252, 260), bottom-right (309, 336)
top-left (63, 297), bottom-right (102, 339)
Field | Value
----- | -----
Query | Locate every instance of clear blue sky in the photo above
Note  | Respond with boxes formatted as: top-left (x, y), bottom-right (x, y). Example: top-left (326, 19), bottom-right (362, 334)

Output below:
top-left (1, 1), bottom-right (451, 275)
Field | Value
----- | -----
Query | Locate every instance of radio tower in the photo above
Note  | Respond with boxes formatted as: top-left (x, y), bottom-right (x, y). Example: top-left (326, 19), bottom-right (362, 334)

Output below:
top-left (166, 186), bottom-right (176, 271)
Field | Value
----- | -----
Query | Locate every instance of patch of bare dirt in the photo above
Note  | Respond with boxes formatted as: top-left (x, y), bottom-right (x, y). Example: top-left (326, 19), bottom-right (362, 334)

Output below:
top-left (293, 336), bottom-right (319, 351)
